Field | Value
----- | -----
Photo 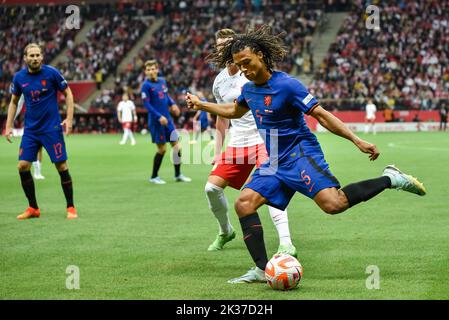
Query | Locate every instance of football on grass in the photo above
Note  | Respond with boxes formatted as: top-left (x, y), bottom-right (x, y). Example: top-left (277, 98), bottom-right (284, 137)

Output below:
top-left (265, 254), bottom-right (303, 290)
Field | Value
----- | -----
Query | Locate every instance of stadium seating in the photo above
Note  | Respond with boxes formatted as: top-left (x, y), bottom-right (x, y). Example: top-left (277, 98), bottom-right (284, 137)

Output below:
top-left (108, 0), bottom-right (324, 128)
top-left (0, 5), bottom-right (80, 113)
top-left (309, 0), bottom-right (449, 110)
top-left (4, 0), bottom-right (446, 133)
top-left (55, 9), bottom-right (149, 82)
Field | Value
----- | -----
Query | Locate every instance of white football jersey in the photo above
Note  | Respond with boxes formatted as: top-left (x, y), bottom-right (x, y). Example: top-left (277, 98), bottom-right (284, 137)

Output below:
top-left (117, 100), bottom-right (136, 122)
top-left (212, 68), bottom-right (263, 147)
top-left (366, 103), bottom-right (377, 119)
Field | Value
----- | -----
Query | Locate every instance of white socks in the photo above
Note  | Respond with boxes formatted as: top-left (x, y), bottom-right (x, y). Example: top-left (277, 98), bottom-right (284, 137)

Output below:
top-left (32, 160), bottom-right (41, 177)
top-left (205, 182), bottom-right (293, 245)
top-left (121, 129), bottom-right (135, 144)
top-left (268, 206), bottom-right (292, 246)
top-left (365, 124), bottom-right (376, 134)
top-left (205, 182), bottom-right (233, 235)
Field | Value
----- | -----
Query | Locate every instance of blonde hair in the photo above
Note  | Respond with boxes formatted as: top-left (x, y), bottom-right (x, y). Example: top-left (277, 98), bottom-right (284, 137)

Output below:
top-left (23, 43), bottom-right (43, 56)
top-left (144, 59), bottom-right (158, 68)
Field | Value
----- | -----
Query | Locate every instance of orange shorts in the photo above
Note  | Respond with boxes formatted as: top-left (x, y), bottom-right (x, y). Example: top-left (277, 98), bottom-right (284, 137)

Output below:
top-left (210, 144), bottom-right (269, 190)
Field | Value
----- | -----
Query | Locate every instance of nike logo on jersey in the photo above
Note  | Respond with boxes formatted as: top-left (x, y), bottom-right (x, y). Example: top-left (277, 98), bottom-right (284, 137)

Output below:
top-left (22, 83), bottom-right (30, 88)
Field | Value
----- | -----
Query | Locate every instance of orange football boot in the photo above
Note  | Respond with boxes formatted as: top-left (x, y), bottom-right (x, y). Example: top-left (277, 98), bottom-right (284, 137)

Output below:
top-left (66, 206), bottom-right (78, 220)
top-left (17, 207), bottom-right (40, 220)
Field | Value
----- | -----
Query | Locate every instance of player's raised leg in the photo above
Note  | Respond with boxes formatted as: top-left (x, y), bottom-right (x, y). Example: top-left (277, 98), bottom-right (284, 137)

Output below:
top-left (205, 175), bottom-right (235, 251)
top-left (314, 165), bottom-right (425, 215)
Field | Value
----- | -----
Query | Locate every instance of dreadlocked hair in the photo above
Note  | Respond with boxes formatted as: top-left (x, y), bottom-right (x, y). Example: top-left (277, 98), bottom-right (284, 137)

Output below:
top-left (207, 25), bottom-right (288, 72)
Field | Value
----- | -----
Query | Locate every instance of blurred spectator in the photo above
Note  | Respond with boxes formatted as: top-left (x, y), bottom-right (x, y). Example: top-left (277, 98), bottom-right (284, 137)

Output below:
top-left (95, 69), bottom-right (103, 90)
top-left (0, 5), bottom-right (80, 103)
top-left (384, 107), bottom-right (395, 123)
top-left (57, 11), bottom-right (148, 81)
top-left (309, 0), bottom-right (449, 111)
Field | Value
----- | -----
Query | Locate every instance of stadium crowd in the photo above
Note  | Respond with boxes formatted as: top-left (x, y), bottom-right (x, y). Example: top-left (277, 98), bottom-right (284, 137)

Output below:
top-left (3, 0), bottom-right (448, 133)
top-left (55, 7), bottom-right (149, 82)
top-left (309, 0), bottom-right (449, 111)
top-left (101, 0), bottom-right (324, 129)
top-left (0, 5), bottom-right (80, 115)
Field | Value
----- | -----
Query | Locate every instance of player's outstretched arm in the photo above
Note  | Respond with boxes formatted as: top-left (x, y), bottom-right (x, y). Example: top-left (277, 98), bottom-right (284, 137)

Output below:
top-left (61, 87), bottom-right (74, 135)
top-left (186, 93), bottom-right (247, 119)
top-left (310, 105), bottom-right (380, 161)
top-left (5, 94), bottom-right (20, 143)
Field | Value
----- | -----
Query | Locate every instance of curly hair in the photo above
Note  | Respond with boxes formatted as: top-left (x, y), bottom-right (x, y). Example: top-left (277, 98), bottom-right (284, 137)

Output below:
top-left (207, 25), bottom-right (288, 72)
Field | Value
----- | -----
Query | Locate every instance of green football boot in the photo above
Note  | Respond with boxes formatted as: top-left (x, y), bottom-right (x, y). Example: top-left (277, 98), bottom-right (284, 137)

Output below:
top-left (275, 243), bottom-right (298, 258)
top-left (207, 230), bottom-right (236, 251)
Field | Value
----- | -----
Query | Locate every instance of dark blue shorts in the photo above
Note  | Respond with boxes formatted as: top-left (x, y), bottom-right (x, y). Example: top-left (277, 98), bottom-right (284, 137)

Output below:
top-left (19, 131), bottom-right (67, 163)
top-left (244, 152), bottom-right (340, 211)
top-left (149, 119), bottom-right (178, 144)
top-left (200, 118), bottom-right (209, 130)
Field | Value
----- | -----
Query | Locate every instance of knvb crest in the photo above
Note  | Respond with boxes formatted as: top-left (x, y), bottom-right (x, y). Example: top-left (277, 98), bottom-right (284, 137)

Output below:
top-left (264, 95), bottom-right (272, 107)
top-left (41, 79), bottom-right (47, 87)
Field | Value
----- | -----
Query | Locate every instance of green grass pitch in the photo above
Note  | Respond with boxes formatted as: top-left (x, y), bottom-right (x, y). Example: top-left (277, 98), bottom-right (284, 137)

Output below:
top-left (1, 132), bottom-right (448, 299)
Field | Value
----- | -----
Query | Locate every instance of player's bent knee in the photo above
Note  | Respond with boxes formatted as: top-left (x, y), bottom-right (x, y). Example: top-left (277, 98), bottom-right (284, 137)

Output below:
top-left (315, 188), bottom-right (348, 215)
top-left (234, 197), bottom-right (256, 217)
top-left (18, 161), bottom-right (32, 172)
top-left (156, 144), bottom-right (167, 154)
top-left (55, 161), bottom-right (68, 172)
top-left (320, 200), bottom-right (346, 215)
top-left (204, 182), bottom-right (220, 195)
top-left (207, 175), bottom-right (228, 189)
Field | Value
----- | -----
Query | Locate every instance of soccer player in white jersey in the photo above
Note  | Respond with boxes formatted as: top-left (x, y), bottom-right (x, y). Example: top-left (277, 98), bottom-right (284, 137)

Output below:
top-left (117, 93), bottom-right (137, 145)
top-left (205, 29), bottom-right (297, 257)
top-left (365, 98), bottom-right (377, 135)
top-left (16, 95), bottom-right (45, 179)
